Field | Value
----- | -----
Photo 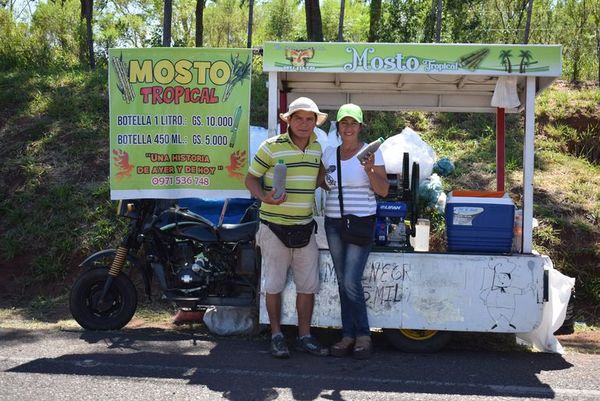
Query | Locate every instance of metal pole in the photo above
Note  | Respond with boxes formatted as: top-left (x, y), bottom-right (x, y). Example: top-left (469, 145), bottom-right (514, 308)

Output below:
top-left (522, 77), bottom-right (536, 253)
top-left (268, 72), bottom-right (278, 138)
top-left (496, 107), bottom-right (506, 192)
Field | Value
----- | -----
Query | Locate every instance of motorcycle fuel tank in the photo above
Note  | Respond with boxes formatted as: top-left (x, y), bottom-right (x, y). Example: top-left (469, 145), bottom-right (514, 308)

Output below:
top-left (155, 209), bottom-right (219, 242)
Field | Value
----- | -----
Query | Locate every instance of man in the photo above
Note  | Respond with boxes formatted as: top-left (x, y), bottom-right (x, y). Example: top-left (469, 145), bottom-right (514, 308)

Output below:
top-left (245, 97), bottom-right (328, 359)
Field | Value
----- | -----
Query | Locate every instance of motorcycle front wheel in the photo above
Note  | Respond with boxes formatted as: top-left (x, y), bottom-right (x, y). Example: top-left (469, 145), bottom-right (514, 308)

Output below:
top-left (69, 268), bottom-right (138, 330)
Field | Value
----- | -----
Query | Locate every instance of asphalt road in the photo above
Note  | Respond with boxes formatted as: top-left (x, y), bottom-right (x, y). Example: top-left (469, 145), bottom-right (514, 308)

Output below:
top-left (1, 327), bottom-right (600, 401)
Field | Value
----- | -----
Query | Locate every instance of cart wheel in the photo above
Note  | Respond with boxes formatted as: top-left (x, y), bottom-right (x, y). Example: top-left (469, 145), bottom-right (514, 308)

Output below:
top-left (383, 328), bottom-right (452, 353)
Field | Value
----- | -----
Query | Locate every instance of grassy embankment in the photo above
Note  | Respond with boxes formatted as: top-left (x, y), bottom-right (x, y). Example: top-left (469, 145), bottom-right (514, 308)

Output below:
top-left (0, 67), bottom-right (598, 330)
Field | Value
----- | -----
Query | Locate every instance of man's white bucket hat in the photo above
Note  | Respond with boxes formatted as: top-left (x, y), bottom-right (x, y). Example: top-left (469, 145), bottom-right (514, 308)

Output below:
top-left (279, 97), bottom-right (328, 126)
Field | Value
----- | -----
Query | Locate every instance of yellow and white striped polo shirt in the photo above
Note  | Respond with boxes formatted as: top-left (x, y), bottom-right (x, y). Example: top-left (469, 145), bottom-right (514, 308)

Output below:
top-left (248, 131), bottom-right (322, 225)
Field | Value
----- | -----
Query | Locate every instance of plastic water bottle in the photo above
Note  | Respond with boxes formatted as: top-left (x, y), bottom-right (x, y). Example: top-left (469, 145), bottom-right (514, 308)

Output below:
top-left (512, 209), bottom-right (523, 253)
top-left (272, 160), bottom-right (287, 199)
top-left (356, 137), bottom-right (384, 163)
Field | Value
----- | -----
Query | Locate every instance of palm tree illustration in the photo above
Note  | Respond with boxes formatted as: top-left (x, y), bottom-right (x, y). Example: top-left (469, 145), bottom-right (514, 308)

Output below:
top-left (518, 50), bottom-right (537, 73)
top-left (499, 50), bottom-right (513, 73)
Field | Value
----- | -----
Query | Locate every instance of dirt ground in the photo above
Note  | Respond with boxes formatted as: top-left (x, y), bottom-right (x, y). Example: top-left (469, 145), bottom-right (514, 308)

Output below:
top-left (0, 298), bottom-right (598, 355)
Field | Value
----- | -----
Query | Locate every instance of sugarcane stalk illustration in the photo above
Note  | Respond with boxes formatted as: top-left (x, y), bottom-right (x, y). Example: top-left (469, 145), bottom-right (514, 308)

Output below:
top-left (229, 105), bottom-right (243, 148)
top-left (223, 54), bottom-right (251, 102)
top-left (457, 48), bottom-right (490, 70)
top-left (112, 54), bottom-right (135, 103)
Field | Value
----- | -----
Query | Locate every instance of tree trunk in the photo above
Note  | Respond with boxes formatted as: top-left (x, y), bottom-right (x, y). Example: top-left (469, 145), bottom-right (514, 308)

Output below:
top-left (80, 0), bottom-right (95, 69)
top-left (368, 0), bottom-right (381, 42)
top-left (435, 0), bottom-right (442, 42)
top-left (246, 0), bottom-right (254, 48)
top-left (304, 0), bottom-right (323, 41)
top-left (523, 0), bottom-right (534, 44)
top-left (163, 0), bottom-right (172, 47)
top-left (337, 0), bottom-right (345, 42)
top-left (195, 0), bottom-right (205, 47)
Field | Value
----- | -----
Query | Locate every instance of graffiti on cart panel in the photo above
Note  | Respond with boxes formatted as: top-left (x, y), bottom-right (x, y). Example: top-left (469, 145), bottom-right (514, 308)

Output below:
top-left (480, 257), bottom-right (535, 330)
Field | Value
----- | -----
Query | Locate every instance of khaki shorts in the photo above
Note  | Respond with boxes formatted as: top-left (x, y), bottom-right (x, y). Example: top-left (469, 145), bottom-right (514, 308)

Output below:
top-left (257, 223), bottom-right (320, 294)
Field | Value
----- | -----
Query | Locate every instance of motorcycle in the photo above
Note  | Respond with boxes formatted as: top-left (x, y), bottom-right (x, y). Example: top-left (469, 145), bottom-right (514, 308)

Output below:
top-left (69, 198), bottom-right (260, 330)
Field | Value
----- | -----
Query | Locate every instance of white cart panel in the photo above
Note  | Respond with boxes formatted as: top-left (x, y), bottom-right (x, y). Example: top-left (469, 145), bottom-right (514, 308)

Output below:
top-left (259, 252), bottom-right (545, 333)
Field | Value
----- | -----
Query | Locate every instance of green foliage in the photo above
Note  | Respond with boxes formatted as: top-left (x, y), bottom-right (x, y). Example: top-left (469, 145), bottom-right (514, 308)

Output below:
top-left (1, 0), bottom-right (600, 321)
top-left (2, 0), bottom-right (600, 81)
top-left (380, 0), bottom-right (430, 42)
top-left (249, 55), bottom-right (267, 126)
top-left (263, 0), bottom-right (304, 42)
top-left (0, 68), bottom-right (118, 280)
top-left (204, 0), bottom-right (248, 47)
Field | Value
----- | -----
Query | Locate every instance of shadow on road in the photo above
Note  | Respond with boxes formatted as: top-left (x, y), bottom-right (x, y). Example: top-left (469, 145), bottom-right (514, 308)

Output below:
top-left (5, 326), bottom-right (576, 400)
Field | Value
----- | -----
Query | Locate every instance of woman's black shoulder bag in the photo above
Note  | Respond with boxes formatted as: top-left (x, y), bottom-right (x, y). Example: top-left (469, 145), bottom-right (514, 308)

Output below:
top-left (336, 147), bottom-right (375, 246)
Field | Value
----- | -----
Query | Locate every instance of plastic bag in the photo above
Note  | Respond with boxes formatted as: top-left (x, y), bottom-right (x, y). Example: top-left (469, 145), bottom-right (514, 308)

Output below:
top-left (418, 173), bottom-right (443, 209)
top-left (314, 126), bottom-right (328, 148)
top-left (433, 157), bottom-right (455, 177)
top-left (326, 121), bottom-right (342, 148)
top-left (203, 306), bottom-right (257, 336)
top-left (516, 256), bottom-right (575, 354)
top-left (491, 76), bottom-right (520, 109)
top-left (380, 127), bottom-right (436, 184)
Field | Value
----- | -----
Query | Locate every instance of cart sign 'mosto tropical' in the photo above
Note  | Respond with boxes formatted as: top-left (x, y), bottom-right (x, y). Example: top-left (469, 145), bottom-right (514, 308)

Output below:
top-left (109, 48), bottom-right (251, 200)
top-left (263, 42), bottom-right (561, 76)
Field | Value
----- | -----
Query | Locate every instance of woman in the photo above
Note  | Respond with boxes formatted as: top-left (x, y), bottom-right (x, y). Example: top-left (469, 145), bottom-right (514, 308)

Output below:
top-left (321, 103), bottom-right (389, 359)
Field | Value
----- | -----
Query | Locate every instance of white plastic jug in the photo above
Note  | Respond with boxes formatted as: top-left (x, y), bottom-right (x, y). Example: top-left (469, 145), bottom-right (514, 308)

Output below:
top-left (410, 218), bottom-right (430, 252)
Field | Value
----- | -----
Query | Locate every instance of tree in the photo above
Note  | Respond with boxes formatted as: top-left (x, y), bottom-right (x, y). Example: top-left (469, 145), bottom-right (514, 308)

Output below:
top-left (554, 0), bottom-right (595, 82)
top-left (195, 0), bottom-right (205, 47)
top-left (435, 0), bottom-right (442, 42)
top-left (264, 0), bottom-right (299, 41)
top-left (242, 0), bottom-right (254, 48)
top-left (204, 0), bottom-right (246, 47)
top-left (80, 0), bottom-right (95, 68)
top-left (305, 0), bottom-right (323, 41)
top-left (163, 0), bottom-right (172, 46)
top-left (368, 0), bottom-right (381, 42)
top-left (338, 0), bottom-right (345, 41)
top-left (493, 0), bottom-right (531, 43)
top-left (442, 0), bottom-right (488, 43)
top-left (381, 0), bottom-right (429, 43)
top-left (29, 0), bottom-right (81, 67)
top-left (523, 0), bottom-right (533, 43)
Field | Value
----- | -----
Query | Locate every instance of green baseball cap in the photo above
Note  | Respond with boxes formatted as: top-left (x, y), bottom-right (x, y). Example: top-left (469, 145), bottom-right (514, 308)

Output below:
top-left (336, 103), bottom-right (363, 124)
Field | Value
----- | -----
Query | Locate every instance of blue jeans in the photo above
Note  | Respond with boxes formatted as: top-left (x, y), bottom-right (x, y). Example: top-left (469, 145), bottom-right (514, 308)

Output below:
top-left (325, 217), bottom-right (372, 338)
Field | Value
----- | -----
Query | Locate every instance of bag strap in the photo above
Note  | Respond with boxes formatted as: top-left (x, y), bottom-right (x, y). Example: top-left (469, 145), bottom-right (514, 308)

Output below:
top-left (336, 146), bottom-right (345, 216)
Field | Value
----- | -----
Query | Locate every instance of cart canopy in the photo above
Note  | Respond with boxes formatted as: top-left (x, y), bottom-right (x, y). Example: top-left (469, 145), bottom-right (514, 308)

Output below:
top-left (263, 42), bottom-right (562, 113)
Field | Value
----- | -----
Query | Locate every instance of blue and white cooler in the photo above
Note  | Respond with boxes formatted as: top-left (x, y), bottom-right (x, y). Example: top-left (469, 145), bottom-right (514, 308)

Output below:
top-left (445, 191), bottom-right (515, 253)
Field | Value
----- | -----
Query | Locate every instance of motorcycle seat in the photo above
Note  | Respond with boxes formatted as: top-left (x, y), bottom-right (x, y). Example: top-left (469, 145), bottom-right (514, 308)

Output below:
top-left (218, 221), bottom-right (259, 242)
